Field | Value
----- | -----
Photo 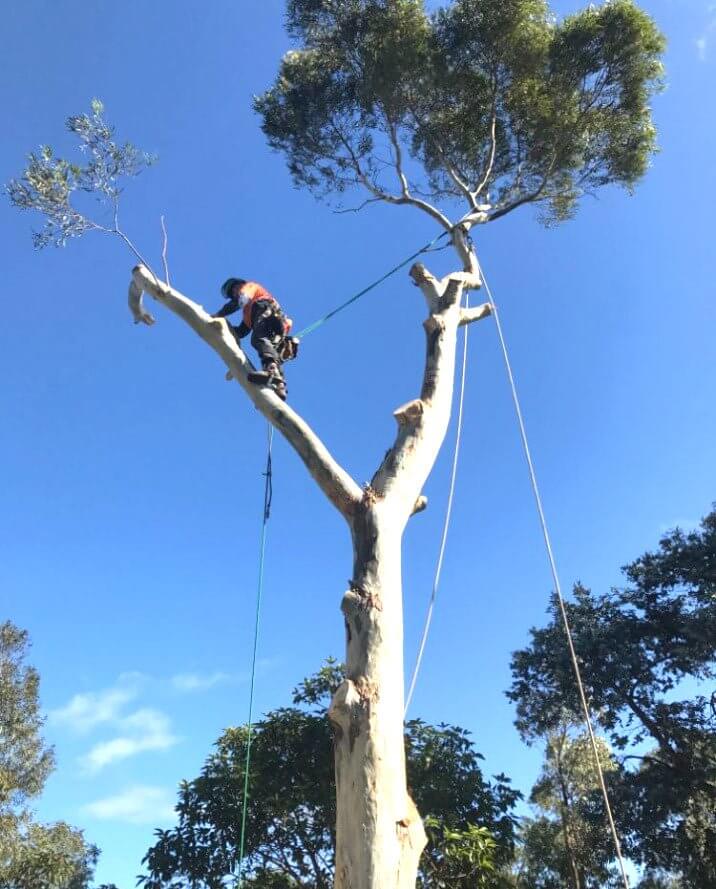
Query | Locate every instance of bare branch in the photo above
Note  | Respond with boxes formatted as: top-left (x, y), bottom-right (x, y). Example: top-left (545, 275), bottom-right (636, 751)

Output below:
top-left (333, 197), bottom-right (384, 215)
top-left (330, 119), bottom-right (452, 231)
top-left (369, 271), bottom-right (466, 518)
top-left (474, 94), bottom-right (499, 197)
top-left (387, 119), bottom-right (411, 199)
top-left (160, 215), bottom-right (170, 286)
top-left (130, 266), bottom-right (363, 519)
top-left (435, 143), bottom-right (479, 211)
top-left (488, 183), bottom-right (548, 222)
top-left (459, 303), bottom-right (492, 326)
top-left (128, 279), bottom-right (156, 326)
top-left (406, 102), bottom-right (479, 215)
top-left (488, 157), bottom-right (557, 222)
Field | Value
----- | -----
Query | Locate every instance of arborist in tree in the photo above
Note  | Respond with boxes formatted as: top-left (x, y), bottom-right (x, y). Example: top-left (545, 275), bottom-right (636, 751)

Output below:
top-left (214, 278), bottom-right (298, 401)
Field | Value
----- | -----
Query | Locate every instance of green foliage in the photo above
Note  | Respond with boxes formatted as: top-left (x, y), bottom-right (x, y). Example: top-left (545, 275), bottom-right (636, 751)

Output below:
top-left (513, 722), bottom-right (621, 888)
top-left (255, 0), bottom-right (665, 225)
top-left (0, 622), bottom-right (55, 813)
top-left (508, 508), bottom-right (716, 885)
top-left (140, 661), bottom-right (519, 888)
top-left (0, 622), bottom-right (105, 888)
top-left (0, 822), bottom-right (99, 889)
top-left (421, 817), bottom-right (498, 889)
top-left (6, 99), bottom-right (154, 248)
top-left (637, 874), bottom-right (683, 889)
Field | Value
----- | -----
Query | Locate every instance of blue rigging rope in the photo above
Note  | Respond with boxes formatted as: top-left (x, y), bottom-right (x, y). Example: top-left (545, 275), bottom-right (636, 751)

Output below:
top-left (294, 230), bottom-right (449, 339)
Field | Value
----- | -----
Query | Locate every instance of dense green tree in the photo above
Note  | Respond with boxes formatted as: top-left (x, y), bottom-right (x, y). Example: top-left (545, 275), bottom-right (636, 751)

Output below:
top-left (508, 509), bottom-right (716, 885)
top-left (0, 621), bottom-right (109, 888)
top-left (256, 0), bottom-right (665, 227)
top-left (140, 662), bottom-right (519, 889)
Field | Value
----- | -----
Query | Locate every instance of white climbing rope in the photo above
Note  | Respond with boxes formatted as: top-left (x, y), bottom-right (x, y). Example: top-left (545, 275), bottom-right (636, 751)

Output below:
top-left (404, 292), bottom-right (470, 717)
top-left (476, 257), bottom-right (631, 889)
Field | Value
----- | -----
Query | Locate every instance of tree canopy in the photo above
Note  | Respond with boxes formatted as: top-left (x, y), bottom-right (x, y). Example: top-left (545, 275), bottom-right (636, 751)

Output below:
top-left (255, 0), bottom-right (665, 227)
top-left (508, 509), bottom-right (716, 885)
top-left (0, 621), bottom-right (107, 888)
top-left (140, 662), bottom-right (519, 888)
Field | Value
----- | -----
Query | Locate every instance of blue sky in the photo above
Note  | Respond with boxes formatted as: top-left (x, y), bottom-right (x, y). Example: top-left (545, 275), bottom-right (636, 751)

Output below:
top-left (1, 1), bottom-right (714, 886)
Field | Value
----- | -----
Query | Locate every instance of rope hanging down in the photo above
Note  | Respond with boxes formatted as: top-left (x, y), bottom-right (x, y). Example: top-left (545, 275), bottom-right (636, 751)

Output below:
top-left (294, 230), bottom-right (449, 339)
top-left (404, 291), bottom-right (470, 717)
top-left (477, 258), bottom-right (632, 889)
top-left (236, 425), bottom-right (274, 889)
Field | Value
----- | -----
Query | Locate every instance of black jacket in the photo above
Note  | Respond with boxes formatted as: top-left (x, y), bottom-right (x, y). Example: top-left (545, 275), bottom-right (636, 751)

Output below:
top-left (212, 297), bottom-right (277, 339)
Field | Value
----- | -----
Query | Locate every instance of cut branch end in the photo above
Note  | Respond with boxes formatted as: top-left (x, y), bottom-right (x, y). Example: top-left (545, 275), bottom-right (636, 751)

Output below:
top-left (394, 399), bottom-right (424, 427)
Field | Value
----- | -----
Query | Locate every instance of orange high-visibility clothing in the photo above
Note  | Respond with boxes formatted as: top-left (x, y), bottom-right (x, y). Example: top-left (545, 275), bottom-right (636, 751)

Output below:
top-left (240, 282), bottom-right (277, 329)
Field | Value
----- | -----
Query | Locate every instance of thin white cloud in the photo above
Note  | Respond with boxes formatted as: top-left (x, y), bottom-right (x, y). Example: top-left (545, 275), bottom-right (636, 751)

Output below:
top-left (80, 708), bottom-right (178, 773)
top-left (49, 686), bottom-right (138, 734)
top-left (171, 671), bottom-right (232, 692)
top-left (696, 4), bottom-right (716, 60)
top-left (83, 785), bottom-right (176, 825)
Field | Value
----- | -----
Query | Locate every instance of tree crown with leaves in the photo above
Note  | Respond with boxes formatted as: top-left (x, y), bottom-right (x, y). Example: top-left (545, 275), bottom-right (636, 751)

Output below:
top-left (508, 509), bottom-right (716, 885)
top-left (255, 0), bottom-right (665, 228)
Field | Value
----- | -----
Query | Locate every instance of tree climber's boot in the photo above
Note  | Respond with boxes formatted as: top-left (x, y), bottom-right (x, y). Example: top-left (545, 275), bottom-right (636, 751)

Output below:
top-left (269, 373), bottom-right (287, 401)
top-left (248, 361), bottom-right (287, 401)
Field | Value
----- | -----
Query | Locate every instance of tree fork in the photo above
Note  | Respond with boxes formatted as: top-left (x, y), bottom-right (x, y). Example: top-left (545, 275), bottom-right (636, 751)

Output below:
top-left (129, 235), bottom-right (491, 889)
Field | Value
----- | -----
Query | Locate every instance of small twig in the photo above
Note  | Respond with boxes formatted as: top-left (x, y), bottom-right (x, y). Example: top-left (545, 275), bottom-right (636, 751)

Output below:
top-left (160, 215), bottom-right (170, 286)
top-left (114, 229), bottom-right (158, 284)
top-left (333, 197), bottom-right (383, 215)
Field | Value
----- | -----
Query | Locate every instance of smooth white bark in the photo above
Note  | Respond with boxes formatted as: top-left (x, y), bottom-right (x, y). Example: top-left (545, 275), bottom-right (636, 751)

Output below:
top-left (330, 510), bottom-right (425, 889)
top-left (126, 227), bottom-right (491, 889)
top-left (129, 266), bottom-right (362, 519)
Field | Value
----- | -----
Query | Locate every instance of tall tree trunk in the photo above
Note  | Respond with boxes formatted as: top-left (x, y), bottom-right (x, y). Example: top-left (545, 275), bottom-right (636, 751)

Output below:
top-left (328, 233), bottom-right (487, 889)
top-left (128, 228), bottom-right (489, 889)
top-left (329, 508), bottom-right (425, 889)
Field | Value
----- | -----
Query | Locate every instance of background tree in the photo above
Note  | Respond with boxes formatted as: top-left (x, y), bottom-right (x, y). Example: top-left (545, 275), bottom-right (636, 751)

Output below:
top-left (0, 621), bottom-right (110, 888)
top-left (511, 721), bottom-right (620, 889)
top-left (508, 508), bottom-right (716, 886)
top-left (7, 2), bottom-right (665, 886)
top-left (140, 663), bottom-right (519, 889)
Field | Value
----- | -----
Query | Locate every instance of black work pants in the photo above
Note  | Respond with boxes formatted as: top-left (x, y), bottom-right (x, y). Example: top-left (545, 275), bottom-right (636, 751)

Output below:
top-left (250, 307), bottom-right (284, 366)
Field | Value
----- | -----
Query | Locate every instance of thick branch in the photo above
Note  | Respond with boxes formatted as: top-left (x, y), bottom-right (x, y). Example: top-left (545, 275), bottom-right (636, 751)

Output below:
top-left (459, 303), bottom-right (491, 326)
top-left (387, 119), bottom-right (411, 200)
top-left (369, 272), bottom-right (465, 518)
top-left (129, 266), bottom-right (362, 519)
top-left (474, 93), bottom-right (499, 197)
top-left (369, 225), bottom-right (490, 520)
top-left (450, 225), bottom-right (483, 286)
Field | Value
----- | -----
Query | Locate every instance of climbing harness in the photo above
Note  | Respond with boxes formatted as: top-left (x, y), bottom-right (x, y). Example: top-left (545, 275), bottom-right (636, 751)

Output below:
top-left (294, 230), bottom-right (449, 339)
top-left (235, 424), bottom-right (273, 889)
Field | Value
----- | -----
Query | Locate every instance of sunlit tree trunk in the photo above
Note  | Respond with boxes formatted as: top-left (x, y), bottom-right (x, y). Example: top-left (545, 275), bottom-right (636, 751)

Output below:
top-left (129, 228), bottom-right (489, 889)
